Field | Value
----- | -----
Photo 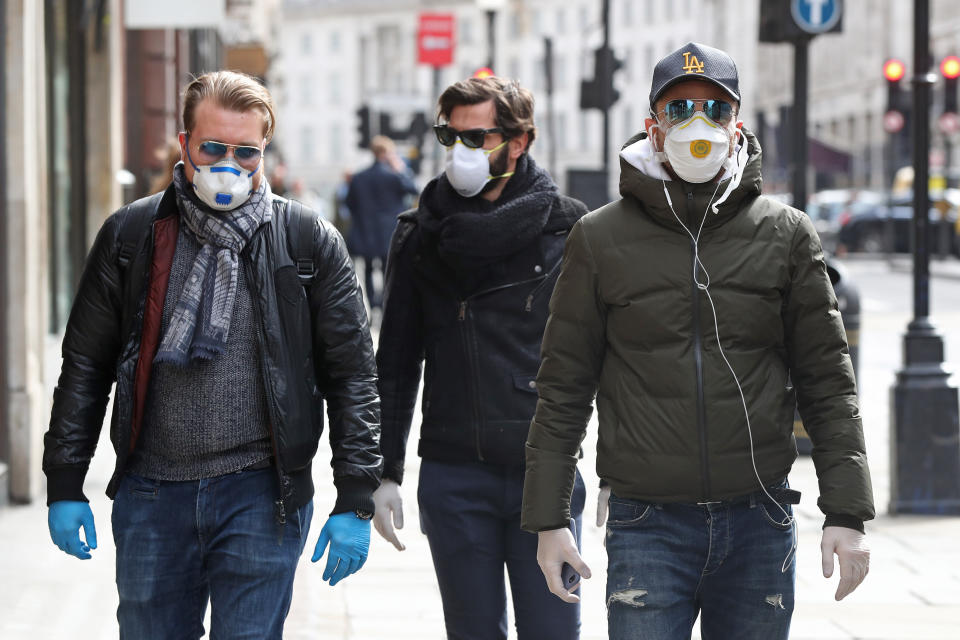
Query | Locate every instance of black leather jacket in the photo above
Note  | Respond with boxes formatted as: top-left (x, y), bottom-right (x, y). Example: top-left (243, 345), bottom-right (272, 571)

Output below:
top-left (43, 186), bottom-right (381, 516)
top-left (376, 195), bottom-right (587, 483)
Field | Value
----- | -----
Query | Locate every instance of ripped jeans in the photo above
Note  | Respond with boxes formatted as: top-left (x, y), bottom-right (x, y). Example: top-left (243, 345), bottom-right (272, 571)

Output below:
top-left (605, 483), bottom-right (796, 640)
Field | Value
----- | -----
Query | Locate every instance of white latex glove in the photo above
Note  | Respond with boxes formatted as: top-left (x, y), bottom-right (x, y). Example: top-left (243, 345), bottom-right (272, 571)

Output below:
top-left (596, 485), bottom-right (611, 527)
top-left (372, 479), bottom-right (405, 551)
top-left (536, 526), bottom-right (592, 604)
top-left (821, 526), bottom-right (870, 601)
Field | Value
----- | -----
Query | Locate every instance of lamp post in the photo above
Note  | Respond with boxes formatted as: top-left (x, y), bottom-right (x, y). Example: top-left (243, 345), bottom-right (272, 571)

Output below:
top-left (889, 0), bottom-right (960, 515)
top-left (476, 0), bottom-right (505, 73)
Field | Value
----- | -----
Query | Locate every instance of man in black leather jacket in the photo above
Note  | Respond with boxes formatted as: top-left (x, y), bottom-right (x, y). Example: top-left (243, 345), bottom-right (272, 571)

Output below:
top-left (372, 76), bottom-right (589, 640)
top-left (42, 71), bottom-right (381, 638)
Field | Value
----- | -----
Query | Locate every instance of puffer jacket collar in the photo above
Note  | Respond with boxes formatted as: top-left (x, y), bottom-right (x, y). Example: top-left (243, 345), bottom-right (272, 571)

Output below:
top-left (617, 127), bottom-right (764, 233)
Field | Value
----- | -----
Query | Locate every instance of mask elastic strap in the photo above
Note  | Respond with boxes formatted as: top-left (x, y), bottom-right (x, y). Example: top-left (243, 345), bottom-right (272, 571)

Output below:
top-left (710, 128), bottom-right (749, 214)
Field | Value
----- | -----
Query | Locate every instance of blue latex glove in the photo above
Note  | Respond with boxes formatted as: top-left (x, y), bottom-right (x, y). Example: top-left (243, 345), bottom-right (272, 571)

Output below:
top-left (48, 501), bottom-right (97, 560)
top-left (311, 512), bottom-right (370, 586)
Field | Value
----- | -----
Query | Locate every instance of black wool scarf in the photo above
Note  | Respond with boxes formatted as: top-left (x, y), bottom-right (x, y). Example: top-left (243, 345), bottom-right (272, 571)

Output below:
top-left (418, 154), bottom-right (560, 271)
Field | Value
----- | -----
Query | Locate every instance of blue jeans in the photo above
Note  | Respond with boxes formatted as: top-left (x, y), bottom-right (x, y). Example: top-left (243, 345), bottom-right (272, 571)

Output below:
top-left (111, 468), bottom-right (313, 639)
top-left (418, 460), bottom-right (586, 640)
top-left (605, 485), bottom-right (796, 640)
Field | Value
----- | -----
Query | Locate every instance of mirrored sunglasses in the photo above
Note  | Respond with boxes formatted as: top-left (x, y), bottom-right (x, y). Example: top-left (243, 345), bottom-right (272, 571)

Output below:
top-left (196, 139), bottom-right (263, 168)
top-left (658, 99), bottom-right (734, 126)
top-left (433, 124), bottom-right (504, 149)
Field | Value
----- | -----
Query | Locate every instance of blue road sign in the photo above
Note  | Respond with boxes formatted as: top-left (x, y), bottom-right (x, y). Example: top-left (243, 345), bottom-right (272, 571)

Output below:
top-left (791, 0), bottom-right (842, 34)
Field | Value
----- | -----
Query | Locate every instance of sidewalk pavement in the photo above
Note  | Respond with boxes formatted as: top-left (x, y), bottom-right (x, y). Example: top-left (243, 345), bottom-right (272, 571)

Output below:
top-left (2, 295), bottom-right (960, 638)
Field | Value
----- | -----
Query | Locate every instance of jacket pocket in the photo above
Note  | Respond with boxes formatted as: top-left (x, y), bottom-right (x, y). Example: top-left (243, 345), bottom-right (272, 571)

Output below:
top-left (512, 373), bottom-right (539, 394)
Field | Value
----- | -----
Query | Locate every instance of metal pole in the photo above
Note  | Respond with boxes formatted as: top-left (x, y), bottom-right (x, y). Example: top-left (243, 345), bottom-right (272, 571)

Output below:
top-left (601, 0), bottom-right (610, 177)
top-left (432, 66), bottom-right (443, 176)
top-left (0, 0), bottom-right (8, 473)
top-left (889, 0), bottom-right (960, 515)
top-left (485, 10), bottom-right (495, 72)
top-left (911, 3), bottom-right (932, 321)
top-left (792, 37), bottom-right (809, 210)
top-left (544, 36), bottom-right (557, 180)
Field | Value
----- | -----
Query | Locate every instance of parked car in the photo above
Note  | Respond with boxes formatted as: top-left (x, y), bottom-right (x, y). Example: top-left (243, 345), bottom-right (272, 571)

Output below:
top-left (805, 189), bottom-right (885, 255)
top-left (836, 191), bottom-right (959, 256)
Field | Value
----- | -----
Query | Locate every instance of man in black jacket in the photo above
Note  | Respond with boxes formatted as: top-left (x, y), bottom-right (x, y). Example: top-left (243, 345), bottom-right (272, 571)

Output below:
top-left (43, 71), bottom-right (381, 638)
top-left (373, 76), bottom-right (589, 640)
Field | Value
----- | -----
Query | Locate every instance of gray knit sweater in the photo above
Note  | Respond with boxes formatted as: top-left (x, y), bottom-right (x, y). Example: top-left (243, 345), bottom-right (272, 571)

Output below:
top-left (127, 225), bottom-right (273, 480)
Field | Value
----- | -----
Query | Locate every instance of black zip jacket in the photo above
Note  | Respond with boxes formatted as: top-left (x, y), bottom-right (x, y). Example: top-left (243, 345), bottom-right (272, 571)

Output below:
top-left (42, 185), bottom-right (382, 516)
top-left (376, 195), bottom-right (587, 484)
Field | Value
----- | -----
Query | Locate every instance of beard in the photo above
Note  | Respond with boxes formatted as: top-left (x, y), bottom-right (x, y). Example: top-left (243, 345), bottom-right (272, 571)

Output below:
top-left (479, 143), bottom-right (512, 196)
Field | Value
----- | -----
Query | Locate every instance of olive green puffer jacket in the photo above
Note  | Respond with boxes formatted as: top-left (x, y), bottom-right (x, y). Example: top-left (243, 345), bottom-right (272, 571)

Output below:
top-left (521, 129), bottom-right (874, 532)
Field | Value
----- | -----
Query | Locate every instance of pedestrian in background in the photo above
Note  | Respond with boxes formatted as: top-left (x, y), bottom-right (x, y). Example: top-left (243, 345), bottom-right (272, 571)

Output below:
top-left (373, 76), bottom-right (590, 640)
top-left (523, 43), bottom-right (874, 640)
top-left (43, 70), bottom-right (381, 638)
top-left (345, 135), bottom-right (419, 314)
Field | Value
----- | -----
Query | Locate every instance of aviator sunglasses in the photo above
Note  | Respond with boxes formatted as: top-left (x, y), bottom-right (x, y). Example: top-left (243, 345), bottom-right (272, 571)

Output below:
top-left (190, 136), bottom-right (263, 170)
top-left (433, 124), bottom-right (505, 149)
top-left (655, 99), bottom-right (735, 126)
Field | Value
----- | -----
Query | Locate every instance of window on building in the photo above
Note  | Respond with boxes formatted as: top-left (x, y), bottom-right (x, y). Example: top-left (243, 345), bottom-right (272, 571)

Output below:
top-left (329, 73), bottom-right (341, 105)
top-left (509, 57), bottom-right (521, 82)
top-left (553, 54), bottom-right (565, 90)
top-left (301, 126), bottom-right (313, 163)
top-left (646, 1), bottom-right (655, 23)
top-left (460, 16), bottom-right (473, 45)
top-left (532, 8), bottom-right (543, 35)
top-left (645, 45), bottom-right (655, 74)
top-left (579, 6), bottom-right (590, 30)
top-left (302, 78), bottom-right (312, 107)
top-left (558, 111), bottom-right (568, 150)
top-left (664, 0), bottom-right (672, 21)
top-left (624, 105), bottom-right (635, 140)
top-left (301, 32), bottom-right (311, 55)
top-left (623, 0), bottom-right (633, 26)
top-left (330, 124), bottom-right (342, 163)
top-left (510, 12), bottom-right (520, 38)
top-left (330, 31), bottom-right (341, 53)
top-left (556, 8), bottom-right (566, 34)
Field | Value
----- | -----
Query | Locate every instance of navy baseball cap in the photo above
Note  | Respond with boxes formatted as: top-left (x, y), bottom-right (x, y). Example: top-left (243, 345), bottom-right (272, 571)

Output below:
top-left (649, 42), bottom-right (740, 111)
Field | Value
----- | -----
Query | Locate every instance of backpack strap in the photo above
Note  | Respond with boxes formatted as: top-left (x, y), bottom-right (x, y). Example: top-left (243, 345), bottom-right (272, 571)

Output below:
top-left (285, 198), bottom-right (318, 285)
top-left (117, 196), bottom-right (160, 269)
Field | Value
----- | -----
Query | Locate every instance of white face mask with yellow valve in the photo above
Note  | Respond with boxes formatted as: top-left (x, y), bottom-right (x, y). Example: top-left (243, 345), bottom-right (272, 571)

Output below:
top-left (658, 114), bottom-right (733, 184)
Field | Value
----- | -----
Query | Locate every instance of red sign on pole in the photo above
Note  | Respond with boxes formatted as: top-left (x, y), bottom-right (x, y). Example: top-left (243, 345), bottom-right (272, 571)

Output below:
top-left (418, 13), bottom-right (455, 67)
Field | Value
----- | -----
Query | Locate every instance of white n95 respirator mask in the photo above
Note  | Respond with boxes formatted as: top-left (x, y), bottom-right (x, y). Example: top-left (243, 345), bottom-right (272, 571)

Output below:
top-left (189, 159), bottom-right (257, 211)
top-left (444, 140), bottom-right (514, 198)
top-left (659, 114), bottom-right (734, 184)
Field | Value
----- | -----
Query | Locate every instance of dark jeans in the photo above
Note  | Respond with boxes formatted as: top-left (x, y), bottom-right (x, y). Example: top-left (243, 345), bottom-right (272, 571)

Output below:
top-left (605, 483), bottom-right (796, 640)
top-left (361, 255), bottom-right (386, 310)
top-left (111, 468), bottom-right (313, 639)
top-left (418, 459), bottom-right (586, 640)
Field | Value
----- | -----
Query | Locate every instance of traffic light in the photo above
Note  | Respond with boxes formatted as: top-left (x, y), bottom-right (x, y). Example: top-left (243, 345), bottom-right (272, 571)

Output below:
top-left (883, 58), bottom-right (906, 115)
top-left (941, 55), bottom-right (960, 114)
top-left (580, 46), bottom-right (624, 111)
top-left (355, 105), bottom-right (371, 150)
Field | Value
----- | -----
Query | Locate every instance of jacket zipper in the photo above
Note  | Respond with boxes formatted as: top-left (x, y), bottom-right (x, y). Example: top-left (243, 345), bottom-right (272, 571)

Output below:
top-left (687, 189), bottom-right (711, 500)
top-left (456, 300), bottom-right (485, 459)
top-left (524, 257), bottom-right (563, 311)
top-left (454, 274), bottom-right (546, 460)
top-left (243, 252), bottom-right (289, 525)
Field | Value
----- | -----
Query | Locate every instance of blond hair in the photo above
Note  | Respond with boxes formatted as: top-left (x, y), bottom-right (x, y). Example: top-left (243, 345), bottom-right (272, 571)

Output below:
top-left (370, 135), bottom-right (396, 158)
top-left (181, 70), bottom-right (276, 142)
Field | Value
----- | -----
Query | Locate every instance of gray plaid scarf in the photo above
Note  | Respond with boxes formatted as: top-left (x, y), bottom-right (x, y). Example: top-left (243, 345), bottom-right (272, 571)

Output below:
top-left (155, 163), bottom-right (273, 366)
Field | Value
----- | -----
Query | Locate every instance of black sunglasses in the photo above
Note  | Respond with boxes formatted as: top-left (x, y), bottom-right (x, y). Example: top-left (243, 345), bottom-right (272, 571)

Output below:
top-left (433, 124), bottom-right (504, 149)
top-left (656, 99), bottom-right (735, 126)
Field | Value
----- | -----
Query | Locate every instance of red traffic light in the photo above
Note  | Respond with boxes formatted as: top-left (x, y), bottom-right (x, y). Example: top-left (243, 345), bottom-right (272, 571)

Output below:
top-left (941, 55), bottom-right (960, 79)
top-left (473, 67), bottom-right (494, 78)
top-left (883, 59), bottom-right (906, 82)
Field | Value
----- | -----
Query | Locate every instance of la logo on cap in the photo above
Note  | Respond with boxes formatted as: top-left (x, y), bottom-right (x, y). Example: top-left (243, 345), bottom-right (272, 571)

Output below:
top-left (682, 51), bottom-right (705, 74)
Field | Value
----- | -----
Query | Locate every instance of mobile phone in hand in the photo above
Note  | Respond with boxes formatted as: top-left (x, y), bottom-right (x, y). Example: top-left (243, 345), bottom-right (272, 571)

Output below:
top-left (560, 518), bottom-right (580, 590)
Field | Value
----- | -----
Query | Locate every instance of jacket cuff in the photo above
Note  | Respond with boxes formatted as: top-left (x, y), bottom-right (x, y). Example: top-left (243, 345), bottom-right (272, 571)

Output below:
top-left (823, 513), bottom-right (864, 533)
top-left (45, 465), bottom-right (90, 506)
top-left (382, 459), bottom-right (404, 485)
top-left (331, 477), bottom-right (376, 516)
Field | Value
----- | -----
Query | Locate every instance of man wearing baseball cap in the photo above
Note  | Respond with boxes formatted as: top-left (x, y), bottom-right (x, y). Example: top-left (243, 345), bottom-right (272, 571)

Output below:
top-left (521, 42), bottom-right (874, 639)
